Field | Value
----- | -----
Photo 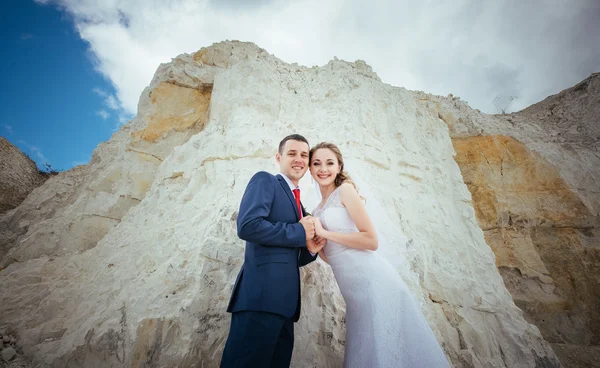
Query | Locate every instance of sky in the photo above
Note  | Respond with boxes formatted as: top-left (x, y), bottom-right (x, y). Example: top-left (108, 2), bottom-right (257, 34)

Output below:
top-left (1, 0), bottom-right (599, 171)
top-left (1, 0), bottom-right (128, 171)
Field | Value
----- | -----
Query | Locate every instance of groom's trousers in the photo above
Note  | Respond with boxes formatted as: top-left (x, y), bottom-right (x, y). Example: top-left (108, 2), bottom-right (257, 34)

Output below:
top-left (220, 310), bottom-right (294, 368)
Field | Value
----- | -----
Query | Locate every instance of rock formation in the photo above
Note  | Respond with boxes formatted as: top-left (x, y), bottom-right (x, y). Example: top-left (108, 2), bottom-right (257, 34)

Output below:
top-left (3, 41), bottom-right (595, 367)
top-left (0, 137), bottom-right (47, 214)
top-left (426, 73), bottom-right (600, 368)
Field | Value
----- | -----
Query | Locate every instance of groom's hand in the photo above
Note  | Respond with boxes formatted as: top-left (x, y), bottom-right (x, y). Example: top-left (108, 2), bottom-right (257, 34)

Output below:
top-left (300, 216), bottom-right (315, 239)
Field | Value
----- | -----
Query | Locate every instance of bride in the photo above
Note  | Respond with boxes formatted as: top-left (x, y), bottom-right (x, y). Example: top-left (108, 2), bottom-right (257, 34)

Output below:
top-left (309, 142), bottom-right (449, 368)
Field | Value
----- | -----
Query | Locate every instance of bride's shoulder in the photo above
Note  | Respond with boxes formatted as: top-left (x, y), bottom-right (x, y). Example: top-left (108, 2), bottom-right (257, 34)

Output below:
top-left (339, 182), bottom-right (357, 191)
top-left (338, 182), bottom-right (359, 200)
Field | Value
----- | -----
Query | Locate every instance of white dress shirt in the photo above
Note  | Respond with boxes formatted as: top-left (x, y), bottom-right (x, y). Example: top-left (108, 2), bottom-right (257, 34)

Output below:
top-left (279, 172), bottom-right (299, 193)
top-left (279, 173), bottom-right (316, 256)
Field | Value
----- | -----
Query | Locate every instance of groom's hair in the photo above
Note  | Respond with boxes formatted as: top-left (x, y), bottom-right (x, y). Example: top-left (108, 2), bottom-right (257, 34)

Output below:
top-left (278, 134), bottom-right (309, 154)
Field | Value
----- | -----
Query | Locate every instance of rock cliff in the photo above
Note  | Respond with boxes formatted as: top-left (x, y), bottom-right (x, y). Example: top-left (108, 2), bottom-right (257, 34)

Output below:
top-left (0, 137), bottom-right (47, 215)
top-left (3, 41), bottom-right (594, 367)
top-left (426, 72), bottom-right (600, 367)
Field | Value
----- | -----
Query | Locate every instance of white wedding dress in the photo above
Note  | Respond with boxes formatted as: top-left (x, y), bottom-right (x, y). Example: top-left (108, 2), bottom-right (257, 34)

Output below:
top-left (313, 187), bottom-right (449, 368)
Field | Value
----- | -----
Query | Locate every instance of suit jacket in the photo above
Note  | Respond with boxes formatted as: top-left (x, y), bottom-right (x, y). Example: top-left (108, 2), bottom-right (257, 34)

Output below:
top-left (226, 171), bottom-right (318, 322)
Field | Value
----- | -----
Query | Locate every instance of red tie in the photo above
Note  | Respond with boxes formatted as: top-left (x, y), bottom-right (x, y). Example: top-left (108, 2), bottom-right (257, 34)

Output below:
top-left (292, 188), bottom-right (303, 219)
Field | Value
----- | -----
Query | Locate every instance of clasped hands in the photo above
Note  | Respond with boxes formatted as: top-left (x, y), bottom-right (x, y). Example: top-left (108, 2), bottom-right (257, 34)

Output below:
top-left (300, 216), bottom-right (327, 254)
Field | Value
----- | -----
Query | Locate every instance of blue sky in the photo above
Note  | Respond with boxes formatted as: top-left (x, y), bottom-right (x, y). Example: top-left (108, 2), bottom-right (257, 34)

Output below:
top-left (2, 0), bottom-right (598, 172)
top-left (1, 0), bottom-right (128, 171)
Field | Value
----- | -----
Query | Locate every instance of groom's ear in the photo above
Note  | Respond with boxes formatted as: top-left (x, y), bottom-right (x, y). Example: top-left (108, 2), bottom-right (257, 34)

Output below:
top-left (275, 152), bottom-right (281, 164)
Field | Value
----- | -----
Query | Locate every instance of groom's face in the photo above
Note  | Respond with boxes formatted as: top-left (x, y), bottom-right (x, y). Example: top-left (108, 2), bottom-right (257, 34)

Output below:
top-left (276, 139), bottom-right (310, 184)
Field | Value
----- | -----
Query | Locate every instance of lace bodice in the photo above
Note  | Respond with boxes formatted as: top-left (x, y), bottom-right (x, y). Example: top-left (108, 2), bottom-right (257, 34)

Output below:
top-left (312, 187), bottom-right (365, 261)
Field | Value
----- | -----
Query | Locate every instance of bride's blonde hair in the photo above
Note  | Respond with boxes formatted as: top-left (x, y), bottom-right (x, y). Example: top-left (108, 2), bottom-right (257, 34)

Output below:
top-left (309, 142), bottom-right (359, 192)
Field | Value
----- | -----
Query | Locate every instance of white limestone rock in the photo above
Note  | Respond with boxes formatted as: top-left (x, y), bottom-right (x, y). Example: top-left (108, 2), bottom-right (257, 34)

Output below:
top-left (0, 41), bottom-right (561, 367)
top-left (2, 346), bottom-right (17, 362)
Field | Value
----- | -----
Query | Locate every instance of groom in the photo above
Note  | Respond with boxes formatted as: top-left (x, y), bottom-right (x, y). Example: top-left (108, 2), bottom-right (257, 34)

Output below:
top-left (220, 134), bottom-right (325, 368)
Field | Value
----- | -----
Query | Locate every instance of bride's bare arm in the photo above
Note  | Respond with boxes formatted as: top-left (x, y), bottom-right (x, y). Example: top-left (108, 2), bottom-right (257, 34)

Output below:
top-left (319, 248), bottom-right (329, 264)
top-left (314, 183), bottom-right (378, 251)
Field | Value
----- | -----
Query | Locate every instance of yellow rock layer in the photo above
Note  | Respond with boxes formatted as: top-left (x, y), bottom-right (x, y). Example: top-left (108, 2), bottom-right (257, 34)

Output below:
top-left (453, 135), bottom-right (600, 350)
top-left (132, 82), bottom-right (211, 142)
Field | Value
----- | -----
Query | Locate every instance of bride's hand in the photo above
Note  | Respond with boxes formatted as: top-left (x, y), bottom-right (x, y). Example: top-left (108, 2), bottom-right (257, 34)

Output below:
top-left (313, 217), bottom-right (327, 238)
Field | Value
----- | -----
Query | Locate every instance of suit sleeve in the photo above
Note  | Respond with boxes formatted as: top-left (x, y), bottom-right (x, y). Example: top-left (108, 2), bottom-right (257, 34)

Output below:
top-left (237, 172), bottom-right (307, 247)
top-left (298, 248), bottom-right (318, 267)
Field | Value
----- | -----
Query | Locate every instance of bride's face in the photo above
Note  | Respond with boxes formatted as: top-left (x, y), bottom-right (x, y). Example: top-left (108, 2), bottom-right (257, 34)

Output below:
top-left (310, 148), bottom-right (341, 187)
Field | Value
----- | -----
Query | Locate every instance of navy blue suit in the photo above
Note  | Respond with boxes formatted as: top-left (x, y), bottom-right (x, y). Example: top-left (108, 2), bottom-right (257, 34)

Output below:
top-left (220, 172), bottom-right (317, 368)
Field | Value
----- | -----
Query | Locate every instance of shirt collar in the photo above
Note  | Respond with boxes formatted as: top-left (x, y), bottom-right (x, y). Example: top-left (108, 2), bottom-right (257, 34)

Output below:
top-left (279, 172), bottom-right (299, 192)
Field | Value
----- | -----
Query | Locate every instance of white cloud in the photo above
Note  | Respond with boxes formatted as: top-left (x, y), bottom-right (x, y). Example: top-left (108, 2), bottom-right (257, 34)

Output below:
top-left (92, 87), bottom-right (106, 97)
top-left (105, 95), bottom-right (119, 110)
top-left (96, 109), bottom-right (110, 119)
top-left (93, 87), bottom-right (133, 127)
top-left (3, 124), bottom-right (14, 135)
top-left (93, 87), bottom-right (120, 111)
top-left (17, 140), bottom-right (49, 165)
top-left (38, 0), bottom-right (600, 114)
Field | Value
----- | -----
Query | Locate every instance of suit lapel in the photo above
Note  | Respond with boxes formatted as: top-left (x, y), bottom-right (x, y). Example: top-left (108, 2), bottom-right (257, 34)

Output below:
top-left (277, 174), bottom-right (300, 221)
